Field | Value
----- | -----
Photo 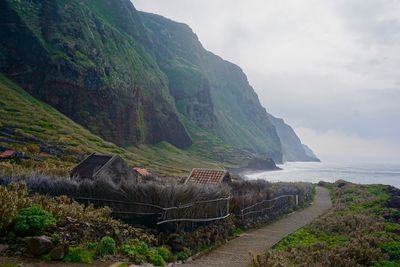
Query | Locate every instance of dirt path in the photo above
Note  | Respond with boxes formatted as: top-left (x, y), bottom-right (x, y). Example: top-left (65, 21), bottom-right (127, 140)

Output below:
top-left (179, 186), bottom-right (332, 267)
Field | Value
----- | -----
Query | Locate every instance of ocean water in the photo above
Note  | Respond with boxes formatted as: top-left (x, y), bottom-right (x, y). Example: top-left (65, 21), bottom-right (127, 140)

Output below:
top-left (245, 162), bottom-right (400, 189)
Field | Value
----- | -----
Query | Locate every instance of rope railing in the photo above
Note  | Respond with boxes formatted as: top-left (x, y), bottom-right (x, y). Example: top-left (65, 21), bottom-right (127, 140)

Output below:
top-left (238, 194), bottom-right (298, 218)
top-left (72, 195), bottom-right (232, 225)
top-left (72, 194), bottom-right (297, 224)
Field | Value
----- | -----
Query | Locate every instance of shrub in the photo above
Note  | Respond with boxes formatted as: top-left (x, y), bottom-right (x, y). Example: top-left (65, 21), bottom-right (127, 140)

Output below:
top-left (13, 204), bottom-right (56, 236)
top-left (148, 250), bottom-right (165, 266)
top-left (176, 250), bottom-right (190, 262)
top-left (51, 232), bottom-right (60, 243)
top-left (120, 243), bottom-right (148, 264)
top-left (64, 246), bottom-right (94, 264)
top-left (233, 227), bottom-right (243, 237)
top-left (380, 241), bottom-right (400, 261)
top-left (0, 183), bottom-right (31, 231)
top-left (156, 246), bottom-right (174, 262)
top-left (97, 236), bottom-right (116, 256)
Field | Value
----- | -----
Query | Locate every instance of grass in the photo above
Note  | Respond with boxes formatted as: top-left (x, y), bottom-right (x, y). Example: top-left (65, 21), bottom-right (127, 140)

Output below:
top-left (252, 181), bottom-right (400, 267)
top-left (0, 74), bottom-right (248, 177)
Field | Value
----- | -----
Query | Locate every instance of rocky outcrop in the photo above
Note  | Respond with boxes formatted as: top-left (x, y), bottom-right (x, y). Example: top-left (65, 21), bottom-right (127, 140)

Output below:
top-left (245, 158), bottom-right (280, 171)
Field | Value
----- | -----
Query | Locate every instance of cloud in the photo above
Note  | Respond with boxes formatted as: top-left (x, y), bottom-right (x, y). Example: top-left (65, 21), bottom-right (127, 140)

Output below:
top-left (133, 0), bottom-right (400, 163)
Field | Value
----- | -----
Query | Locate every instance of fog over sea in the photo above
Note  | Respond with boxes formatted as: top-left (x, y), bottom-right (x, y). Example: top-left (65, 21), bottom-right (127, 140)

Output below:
top-left (245, 162), bottom-right (400, 189)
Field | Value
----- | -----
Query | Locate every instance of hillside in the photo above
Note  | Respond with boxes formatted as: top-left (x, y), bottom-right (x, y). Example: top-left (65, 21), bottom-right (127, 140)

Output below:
top-left (0, 0), bottom-right (318, 166)
top-left (0, 74), bottom-right (249, 176)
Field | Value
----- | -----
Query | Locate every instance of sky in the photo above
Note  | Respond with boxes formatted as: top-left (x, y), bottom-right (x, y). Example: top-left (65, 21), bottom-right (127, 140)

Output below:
top-left (133, 0), bottom-right (400, 164)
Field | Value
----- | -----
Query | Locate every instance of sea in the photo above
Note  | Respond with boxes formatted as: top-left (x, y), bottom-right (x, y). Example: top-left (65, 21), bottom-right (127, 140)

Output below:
top-left (245, 162), bottom-right (400, 189)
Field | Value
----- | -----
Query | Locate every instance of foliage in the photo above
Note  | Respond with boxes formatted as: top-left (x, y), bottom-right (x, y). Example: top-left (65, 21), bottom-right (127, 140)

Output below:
top-left (13, 204), bottom-right (56, 236)
top-left (380, 241), bottom-right (400, 261)
top-left (120, 241), bottom-right (172, 266)
top-left (51, 232), bottom-right (60, 243)
top-left (233, 227), bottom-right (243, 237)
top-left (156, 246), bottom-right (175, 262)
top-left (63, 246), bottom-right (94, 264)
top-left (176, 250), bottom-right (190, 262)
top-left (97, 236), bottom-right (116, 256)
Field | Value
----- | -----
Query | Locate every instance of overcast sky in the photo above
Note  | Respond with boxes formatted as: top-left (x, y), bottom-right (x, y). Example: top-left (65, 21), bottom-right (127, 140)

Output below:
top-left (133, 0), bottom-right (400, 164)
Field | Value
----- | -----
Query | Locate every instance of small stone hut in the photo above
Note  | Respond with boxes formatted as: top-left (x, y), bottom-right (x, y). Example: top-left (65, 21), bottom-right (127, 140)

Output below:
top-left (70, 153), bottom-right (137, 183)
top-left (184, 168), bottom-right (232, 185)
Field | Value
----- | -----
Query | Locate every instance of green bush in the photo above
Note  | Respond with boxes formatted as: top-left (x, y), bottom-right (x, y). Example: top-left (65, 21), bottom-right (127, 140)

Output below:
top-left (120, 242), bottom-right (171, 266)
top-left (51, 232), bottom-right (60, 243)
top-left (176, 251), bottom-right (190, 262)
top-left (374, 260), bottom-right (400, 267)
top-left (97, 236), bottom-right (116, 256)
top-left (64, 246), bottom-right (94, 264)
top-left (156, 246), bottom-right (174, 262)
top-left (233, 227), bottom-right (243, 237)
top-left (86, 242), bottom-right (97, 251)
top-left (13, 204), bottom-right (56, 236)
top-left (148, 250), bottom-right (165, 266)
top-left (380, 241), bottom-right (400, 261)
top-left (120, 244), bottom-right (147, 264)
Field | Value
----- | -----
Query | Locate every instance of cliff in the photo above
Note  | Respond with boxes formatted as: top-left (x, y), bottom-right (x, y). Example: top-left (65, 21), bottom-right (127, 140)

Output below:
top-left (268, 115), bottom-right (320, 162)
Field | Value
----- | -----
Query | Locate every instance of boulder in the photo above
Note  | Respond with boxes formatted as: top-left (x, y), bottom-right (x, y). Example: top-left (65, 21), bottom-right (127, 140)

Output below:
top-left (49, 244), bottom-right (68, 260)
top-left (26, 236), bottom-right (53, 256)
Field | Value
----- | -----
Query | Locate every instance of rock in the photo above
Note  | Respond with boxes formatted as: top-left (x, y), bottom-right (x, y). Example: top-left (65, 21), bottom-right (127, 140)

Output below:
top-left (245, 157), bottom-right (279, 171)
top-left (49, 244), bottom-right (68, 260)
top-left (0, 244), bottom-right (9, 253)
top-left (26, 236), bottom-right (53, 256)
top-left (387, 196), bottom-right (400, 209)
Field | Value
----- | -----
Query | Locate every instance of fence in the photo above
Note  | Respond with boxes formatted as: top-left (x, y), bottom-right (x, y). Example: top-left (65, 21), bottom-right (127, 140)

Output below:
top-left (237, 194), bottom-right (298, 218)
top-left (74, 193), bottom-right (298, 227)
top-left (73, 196), bottom-right (231, 225)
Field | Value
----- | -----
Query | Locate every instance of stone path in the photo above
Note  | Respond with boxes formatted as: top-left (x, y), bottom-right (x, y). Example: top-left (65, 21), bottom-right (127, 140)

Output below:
top-left (179, 186), bottom-right (332, 267)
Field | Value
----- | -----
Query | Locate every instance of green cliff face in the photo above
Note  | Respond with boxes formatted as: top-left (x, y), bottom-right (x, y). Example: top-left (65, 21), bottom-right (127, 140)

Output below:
top-left (0, 0), bottom-right (191, 148)
top-left (0, 0), bottom-right (316, 164)
top-left (140, 13), bottom-right (282, 162)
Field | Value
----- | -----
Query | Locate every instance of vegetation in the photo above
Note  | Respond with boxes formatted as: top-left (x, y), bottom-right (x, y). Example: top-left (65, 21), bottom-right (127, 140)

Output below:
top-left (13, 204), bottom-right (56, 236)
top-left (120, 241), bottom-right (175, 266)
top-left (64, 246), bottom-right (94, 264)
top-left (252, 181), bottom-right (400, 267)
top-left (97, 236), bottom-right (116, 256)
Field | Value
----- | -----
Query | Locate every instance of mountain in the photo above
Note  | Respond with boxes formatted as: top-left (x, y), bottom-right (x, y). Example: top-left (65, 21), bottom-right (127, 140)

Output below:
top-left (0, 0), bottom-right (317, 167)
top-left (268, 115), bottom-right (320, 162)
top-left (139, 12), bottom-right (282, 161)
